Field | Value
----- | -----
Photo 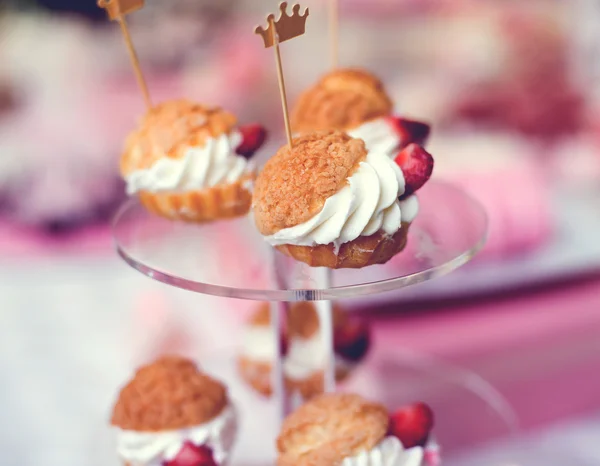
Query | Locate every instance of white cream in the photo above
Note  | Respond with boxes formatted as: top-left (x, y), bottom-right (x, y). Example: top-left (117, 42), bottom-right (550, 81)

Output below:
top-left (125, 131), bottom-right (251, 195)
top-left (347, 118), bottom-right (401, 156)
top-left (284, 333), bottom-right (326, 380)
top-left (399, 195), bottom-right (419, 224)
top-left (242, 325), bottom-right (358, 380)
top-left (283, 333), bottom-right (357, 381)
top-left (240, 325), bottom-right (277, 363)
top-left (342, 436), bottom-right (424, 466)
top-left (265, 149), bottom-right (417, 251)
top-left (116, 405), bottom-right (237, 466)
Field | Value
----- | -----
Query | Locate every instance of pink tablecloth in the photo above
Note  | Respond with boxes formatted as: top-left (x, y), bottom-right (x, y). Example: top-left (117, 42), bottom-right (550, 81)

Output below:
top-left (365, 274), bottom-right (600, 431)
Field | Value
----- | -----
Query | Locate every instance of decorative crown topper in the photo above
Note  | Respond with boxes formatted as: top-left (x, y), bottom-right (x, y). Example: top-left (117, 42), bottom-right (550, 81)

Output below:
top-left (255, 2), bottom-right (309, 48)
top-left (97, 0), bottom-right (144, 21)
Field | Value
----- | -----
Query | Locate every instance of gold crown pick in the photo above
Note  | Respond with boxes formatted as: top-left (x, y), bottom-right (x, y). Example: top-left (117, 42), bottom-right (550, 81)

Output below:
top-left (255, 2), bottom-right (309, 149)
top-left (98, 0), bottom-right (152, 110)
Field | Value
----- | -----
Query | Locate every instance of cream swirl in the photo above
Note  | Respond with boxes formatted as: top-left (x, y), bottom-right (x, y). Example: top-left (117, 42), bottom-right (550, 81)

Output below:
top-left (347, 118), bottom-right (401, 156)
top-left (264, 149), bottom-right (415, 250)
top-left (241, 325), bottom-right (277, 363)
top-left (284, 333), bottom-right (357, 380)
top-left (342, 436), bottom-right (424, 466)
top-left (284, 333), bottom-right (325, 380)
top-left (116, 405), bottom-right (237, 466)
top-left (125, 131), bottom-right (251, 195)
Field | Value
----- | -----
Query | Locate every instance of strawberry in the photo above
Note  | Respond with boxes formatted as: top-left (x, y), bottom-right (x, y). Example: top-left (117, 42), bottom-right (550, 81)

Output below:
top-left (164, 442), bottom-right (217, 466)
top-left (394, 144), bottom-right (434, 199)
top-left (386, 116), bottom-right (431, 148)
top-left (388, 402), bottom-right (434, 449)
top-left (280, 331), bottom-right (289, 357)
top-left (236, 124), bottom-right (267, 158)
top-left (334, 320), bottom-right (371, 362)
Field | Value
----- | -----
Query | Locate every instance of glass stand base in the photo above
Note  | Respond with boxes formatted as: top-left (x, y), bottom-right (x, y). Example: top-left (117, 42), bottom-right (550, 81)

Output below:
top-left (109, 181), bottom-right (503, 463)
top-left (200, 349), bottom-right (518, 466)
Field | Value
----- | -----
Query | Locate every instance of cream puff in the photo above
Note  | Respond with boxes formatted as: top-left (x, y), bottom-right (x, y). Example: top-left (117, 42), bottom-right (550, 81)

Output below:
top-left (284, 301), bottom-right (370, 400)
top-left (237, 302), bottom-right (276, 397)
top-left (237, 301), bottom-right (371, 398)
top-left (121, 99), bottom-right (266, 222)
top-left (252, 131), bottom-right (433, 268)
top-left (111, 356), bottom-right (237, 466)
top-left (291, 68), bottom-right (430, 156)
top-left (277, 393), bottom-right (438, 466)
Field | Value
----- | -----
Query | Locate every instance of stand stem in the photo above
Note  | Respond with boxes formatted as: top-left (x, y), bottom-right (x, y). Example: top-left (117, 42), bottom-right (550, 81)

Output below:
top-left (314, 268), bottom-right (336, 392)
top-left (270, 18), bottom-right (293, 148)
top-left (118, 15), bottom-right (152, 110)
top-left (270, 300), bottom-right (292, 422)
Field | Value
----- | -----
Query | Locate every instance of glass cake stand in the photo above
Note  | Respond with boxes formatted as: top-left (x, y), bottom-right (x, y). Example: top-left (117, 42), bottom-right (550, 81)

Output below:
top-left (112, 181), bottom-right (518, 461)
top-left (113, 181), bottom-right (487, 301)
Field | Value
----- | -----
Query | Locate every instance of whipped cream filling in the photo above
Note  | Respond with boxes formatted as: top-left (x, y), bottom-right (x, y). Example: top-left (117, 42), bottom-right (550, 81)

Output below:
top-left (116, 405), bottom-right (237, 466)
top-left (347, 118), bottom-right (401, 156)
top-left (241, 325), bottom-right (277, 363)
top-left (399, 195), bottom-right (419, 225)
top-left (342, 436), bottom-right (424, 466)
top-left (284, 332), bottom-right (356, 380)
top-left (125, 131), bottom-right (252, 195)
top-left (265, 148), bottom-right (418, 250)
top-left (242, 325), bottom-right (357, 380)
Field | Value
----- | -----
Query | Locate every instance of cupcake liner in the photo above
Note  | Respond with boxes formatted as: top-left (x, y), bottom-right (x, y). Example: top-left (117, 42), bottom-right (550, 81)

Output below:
top-left (275, 223), bottom-right (411, 269)
top-left (138, 176), bottom-right (253, 223)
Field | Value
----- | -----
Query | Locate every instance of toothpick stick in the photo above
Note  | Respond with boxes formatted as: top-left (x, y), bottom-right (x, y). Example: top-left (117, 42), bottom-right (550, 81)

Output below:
top-left (118, 16), bottom-right (152, 109)
top-left (270, 17), bottom-right (293, 149)
top-left (98, 0), bottom-right (151, 109)
top-left (255, 3), bottom-right (310, 150)
top-left (329, 0), bottom-right (339, 69)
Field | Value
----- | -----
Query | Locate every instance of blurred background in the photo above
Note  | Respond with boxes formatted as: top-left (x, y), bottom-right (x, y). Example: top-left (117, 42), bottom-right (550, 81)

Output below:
top-left (2, 0), bottom-right (600, 464)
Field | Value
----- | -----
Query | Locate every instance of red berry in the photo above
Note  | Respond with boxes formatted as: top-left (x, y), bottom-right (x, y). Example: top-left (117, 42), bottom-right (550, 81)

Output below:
top-left (164, 442), bottom-right (217, 466)
top-left (386, 116), bottom-right (431, 148)
top-left (279, 331), bottom-right (289, 356)
top-left (394, 144), bottom-right (434, 199)
top-left (236, 124), bottom-right (267, 158)
top-left (388, 402), bottom-right (434, 449)
top-left (334, 320), bottom-right (371, 362)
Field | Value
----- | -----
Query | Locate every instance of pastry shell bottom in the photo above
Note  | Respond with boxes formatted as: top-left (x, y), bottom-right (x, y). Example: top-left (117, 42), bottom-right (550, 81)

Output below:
top-left (285, 365), bottom-right (352, 401)
top-left (237, 356), bottom-right (273, 397)
top-left (275, 222), bottom-right (410, 269)
top-left (238, 356), bottom-right (354, 399)
top-left (138, 176), bottom-right (253, 223)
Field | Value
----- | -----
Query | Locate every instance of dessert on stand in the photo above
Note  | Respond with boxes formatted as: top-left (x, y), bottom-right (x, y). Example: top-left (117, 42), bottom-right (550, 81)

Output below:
top-left (111, 356), bottom-right (238, 466)
top-left (277, 393), bottom-right (438, 466)
top-left (291, 68), bottom-right (430, 157)
top-left (238, 301), bottom-right (370, 398)
top-left (121, 99), bottom-right (266, 223)
top-left (98, 0), bottom-right (267, 224)
top-left (106, 1), bottom-right (516, 465)
top-left (252, 130), bottom-right (433, 268)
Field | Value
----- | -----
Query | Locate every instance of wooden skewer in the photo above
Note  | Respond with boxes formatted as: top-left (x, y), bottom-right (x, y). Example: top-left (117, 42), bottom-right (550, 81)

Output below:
top-left (270, 17), bottom-right (293, 149)
top-left (117, 15), bottom-right (152, 109)
top-left (329, 0), bottom-right (339, 69)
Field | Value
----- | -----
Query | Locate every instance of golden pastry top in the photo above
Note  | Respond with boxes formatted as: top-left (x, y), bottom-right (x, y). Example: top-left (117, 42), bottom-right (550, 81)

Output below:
top-left (253, 130), bottom-right (367, 236)
top-left (120, 99), bottom-right (237, 176)
top-left (277, 393), bottom-right (389, 466)
top-left (111, 355), bottom-right (229, 431)
top-left (291, 68), bottom-right (393, 133)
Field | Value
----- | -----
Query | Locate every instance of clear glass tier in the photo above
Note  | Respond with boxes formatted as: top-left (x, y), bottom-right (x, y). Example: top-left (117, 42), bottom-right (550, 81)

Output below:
top-left (112, 181), bottom-right (487, 301)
